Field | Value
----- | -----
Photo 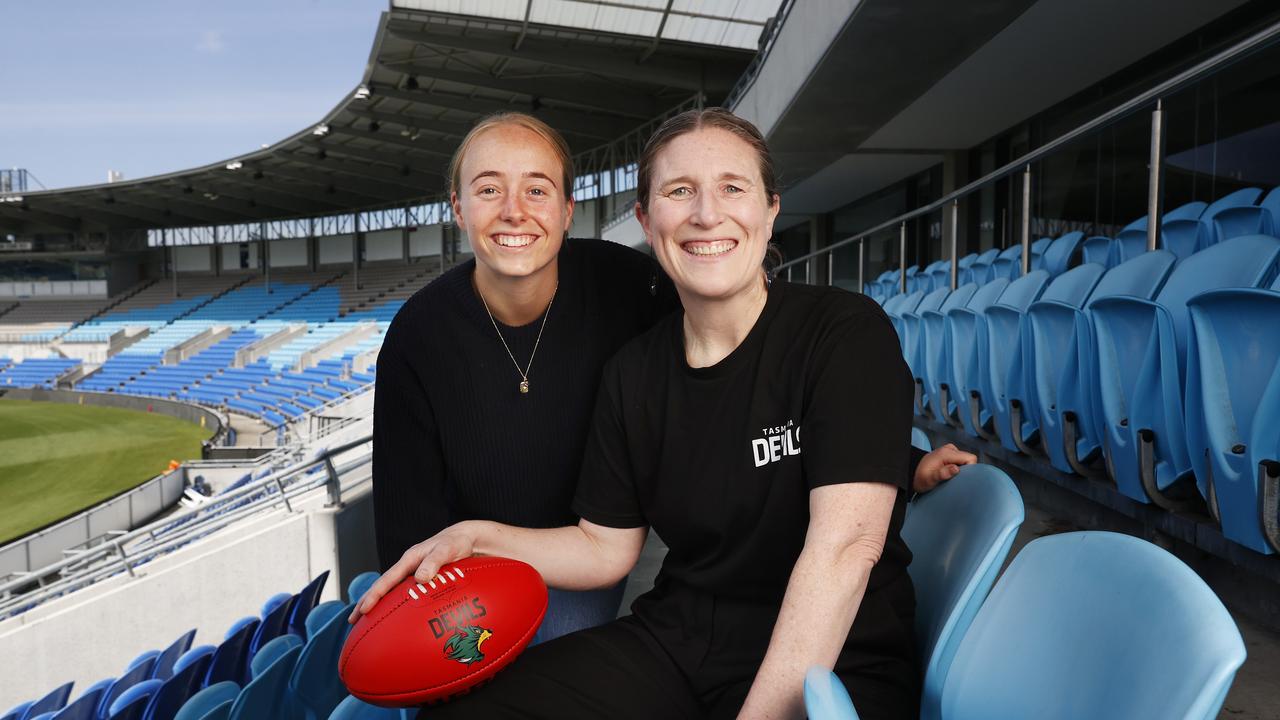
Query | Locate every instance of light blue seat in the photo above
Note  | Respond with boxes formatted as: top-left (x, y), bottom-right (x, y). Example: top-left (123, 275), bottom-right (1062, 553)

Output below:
top-left (1163, 189), bottom-right (1260, 255)
top-left (963, 248), bottom-right (1000, 286)
top-left (261, 592), bottom-right (293, 617)
top-left (171, 646), bottom-right (215, 678)
top-left (1157, 200), bottom-right (1208, 258)
top-left (982, 271), bottom-right (1049, 454)
top-left (1028, 237), bottom-right (1052, 271)
top-left (939, 532), bottom-right (1245, 720)
top-left (954, 253), bottom-right (977, 286)
top-left (943, 278), bottom-right (1008, 438)
top-left (911, 427), bottom-right (931, 452)
top-left (1080, 236), bottom-right (1116, 268)
top-left (307, 600), bottom-right (348, 640)
top-left (901, 288), bottom-right (948, 416)
top-left (172, 683), bottom-right (238, 720)
top-left (1213, 185), bottom-right (1280, 243)
top-left (1114, 216), bottom-right (1149, 263)
top-left (924, 260), bottom-right (950, 293)
top-left (142, 651), bottom-right (211, 720)
top-left (1036, 252), bottom-right (1176, 478)
top-left (1184, 277), bottom-right (1280, 553)
top-left (107, 680), bottom-right (162, 720)
top-left (346, 572), bottom-right (380, 606)
top-left (250, 634), bottom-right (303, 680)
top-left (227, 643), bottom-right (302, 720)
top-left (1024, 264), bottom-right (1107, 473)
top-left (1039, 231), bottom-right (1083, 277)
top-left (989, 245), bottom-right (1023, 282)
top-left (326, 696), bottom-right (414, 720)
top-left (923, 285), bottom-right (977, 423)
top-left (290, 602), bottom-right (356, 720)
top-left (904, 465), bottom-right (1025, 720)
top-left (1091, 235), bottom-right (1280, 508)
top-left (152, 629), bottom-right (197, 681)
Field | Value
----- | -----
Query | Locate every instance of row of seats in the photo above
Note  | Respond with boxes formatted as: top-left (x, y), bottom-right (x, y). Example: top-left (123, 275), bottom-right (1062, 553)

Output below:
top-left (883, 232), bottom-right (1280, 555)
top-left (0, 356), bottom-right (80, 388)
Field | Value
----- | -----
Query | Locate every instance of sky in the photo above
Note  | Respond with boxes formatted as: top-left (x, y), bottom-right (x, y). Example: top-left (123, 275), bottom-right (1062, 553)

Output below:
top-left (0, 1), bottom-right (387, 191)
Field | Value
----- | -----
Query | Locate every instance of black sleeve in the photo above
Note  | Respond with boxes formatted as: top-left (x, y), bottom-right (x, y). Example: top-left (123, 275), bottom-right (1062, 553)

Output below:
top-left (372, 326), bottom-right (451, 571)
top-left (801, 308), bottom-right (914, 491)
top-left (571, 358), bottom-right (647, 528)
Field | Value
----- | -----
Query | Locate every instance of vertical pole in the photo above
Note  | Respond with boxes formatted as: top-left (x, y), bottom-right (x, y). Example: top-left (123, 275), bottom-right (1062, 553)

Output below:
top-left (168, 229), bottom-right (178, 298)
top-left (213, 225), bottom-right (221, 276)
top-left (827, 248), bottom-right (833, 287)
top-left (1147, 99), bottom-right (1164, 253)
top-left (353, 212), bottom-right (361, 291)
top-left (899, 222), bottom-right (907, 294)
top-left (804, 260), bottom-right (811, 285)
top-left (949, 199), bottom-right (959, 290)
top-left (857, 239), bottom-right (865, 294)
top-left (1020, 165), bottom-right (1032, 276)
top-left (262, 223), bottom-right (270, 293)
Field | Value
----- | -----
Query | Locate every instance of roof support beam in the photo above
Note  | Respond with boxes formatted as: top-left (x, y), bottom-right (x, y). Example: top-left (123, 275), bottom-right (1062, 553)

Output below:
top-left (298, 137), bottom-right (441, 176)
top-left (249, 164), bottom-right (392, 204)
top-left (187, 180), bottom-right (339, 217)
top-left (281, 152), bottom-right (434, 192)
top-left (345, 106), bottom-right (472, 139)
top-left (329, 124), bottom-right (456, 157)
top-left (217, 173), bottom-right (370, 210)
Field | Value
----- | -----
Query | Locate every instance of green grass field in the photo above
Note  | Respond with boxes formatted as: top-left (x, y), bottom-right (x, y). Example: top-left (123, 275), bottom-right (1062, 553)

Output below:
top-left (0, 399), bottom-right (213, 545)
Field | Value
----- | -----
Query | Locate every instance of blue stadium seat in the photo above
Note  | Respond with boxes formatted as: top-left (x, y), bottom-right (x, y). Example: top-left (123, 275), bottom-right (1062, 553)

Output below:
top-left (226, 643), bottom-right (302, 720)
top-left (1091, 235), bottom-right (1280, 508)
top-left (903, 465), bottom-right (1024, 720)
top-left (1114, 216), bottom-right (1149, 264)
top-left (0, 703), bottom-right (32, 720)
top-left (249, 635), bottom-right (303, 680)
top-left (287, 571), bottom-right (330, 639)
top-left (911, 427), bottom-right (931, 452)
top-left (171, 646), bottom-right (215, 678)
top-left (1184, 279), bottom-right (1280, 554)
top-left (981, 271), bottom-right (1049, 454)
top-left (49, 678), bottom-right (112, 720)
top-left (327, 696), bottom-right (411, 720)
top-left (1024, 264), bottom-right (1106, 473)
top-left (305, 601), bottom-right (347, 641)
top-left (943, 278), bottom-right (1009, 438)
top-left (1038, 231), bottom-right (1082, 277)
top-left (1080, 235), bottom-right (1116, 268)
top-left (260, 592), bottom-right (292, 617)
top-left (923, 285), bottom-right (977, 423)
top-left (203, 618), bottom-right (260, 688)
top-left (900, 288), bottom-right (947, 415)
top-left (989, 245), bottom-right (1022, 282)
top-left (143, 652), bottom-right (211, 720)
top-left (107, 680), bottom-right (162, 720)
top-left (9, 683), bottom-right (73, 720)
top-left (248, 592), bottom-right (295, 659)
top-left (289, 602), bottom-right (355, 720)
top-left (924, 260), bottom-right (950, 293)
top-left (1162, 189), bottom-right (1260, 255)
top-left (1028, 237), bottom-right (1052, 271)
top-left (99, 657), bottom-right (158, 720)
top-left (152, 629), bottom-right (197, 681)
top-left (346, 572), bottom-right (380, 606)
top-left (172, 683), bottom-right (238, 720)
top-left (1213, 185), bottom-right (1280, 243)
top-left (938, 532), bottom-right (1245, 720)
top-left (963, 248), bottom-right (1000, 286)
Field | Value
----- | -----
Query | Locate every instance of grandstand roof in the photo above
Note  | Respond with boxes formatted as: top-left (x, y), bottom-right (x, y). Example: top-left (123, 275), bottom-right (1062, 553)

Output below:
top-left (0, 2), bottom-right (765, 236)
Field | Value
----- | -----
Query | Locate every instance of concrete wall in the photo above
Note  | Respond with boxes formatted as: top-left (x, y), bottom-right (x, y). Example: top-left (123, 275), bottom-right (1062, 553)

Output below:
top-left (174, 246), bottom-right (212, 273)
top-left (409, 225), bottom-right (443, 258)
top-left (364, 230), bottom-right (403, 262)
top-left (269, 238), bottom-right (308, 268)
top-left (221, 243), bottom-right (260, 271)
top-left (318, 235), bottom-right (353, 266)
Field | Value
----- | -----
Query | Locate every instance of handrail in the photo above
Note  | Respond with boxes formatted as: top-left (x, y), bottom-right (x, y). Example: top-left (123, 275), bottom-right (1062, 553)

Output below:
top-left (0, 434), bottom-right (372, 614)
top-left (775, 16), bottom-right (1280, 272)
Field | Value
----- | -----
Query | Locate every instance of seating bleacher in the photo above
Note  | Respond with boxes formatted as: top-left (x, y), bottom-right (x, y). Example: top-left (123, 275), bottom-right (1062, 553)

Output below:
top-left (0, 356), bottom-right (81, 388)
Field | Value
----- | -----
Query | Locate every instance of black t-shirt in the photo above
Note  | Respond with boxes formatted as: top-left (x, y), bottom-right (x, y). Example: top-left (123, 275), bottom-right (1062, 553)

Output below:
top-left (573, 280), bottom-right (917, 695)
top-left (372, 238), bottom-right (677, 570)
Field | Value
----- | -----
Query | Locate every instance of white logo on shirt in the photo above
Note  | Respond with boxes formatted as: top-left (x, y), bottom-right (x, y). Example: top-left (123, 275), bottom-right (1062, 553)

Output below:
top-left (752, 420), bottom-right (801, 468)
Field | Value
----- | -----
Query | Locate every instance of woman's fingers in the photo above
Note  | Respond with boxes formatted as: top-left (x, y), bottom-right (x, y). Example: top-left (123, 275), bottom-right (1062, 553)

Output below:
top-left (348, 545), bottom-right (431, 622)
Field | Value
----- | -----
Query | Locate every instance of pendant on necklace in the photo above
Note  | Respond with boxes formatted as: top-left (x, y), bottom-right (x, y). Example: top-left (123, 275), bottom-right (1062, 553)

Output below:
top-left (519, 380), bottom-right (530, 394)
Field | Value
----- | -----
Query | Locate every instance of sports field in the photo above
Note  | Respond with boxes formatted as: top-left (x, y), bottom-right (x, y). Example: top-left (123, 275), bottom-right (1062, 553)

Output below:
top-left (0, 399), bottom-right (212, 545)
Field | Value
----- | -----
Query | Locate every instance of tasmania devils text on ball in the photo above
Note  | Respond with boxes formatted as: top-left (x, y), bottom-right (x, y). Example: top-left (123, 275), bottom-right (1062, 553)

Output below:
top-left (339, 556), bottom-right (548, 707)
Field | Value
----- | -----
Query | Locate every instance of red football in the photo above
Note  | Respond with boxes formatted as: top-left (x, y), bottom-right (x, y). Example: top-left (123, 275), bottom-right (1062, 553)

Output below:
top-left (339, 556), bottom-right (548, 707)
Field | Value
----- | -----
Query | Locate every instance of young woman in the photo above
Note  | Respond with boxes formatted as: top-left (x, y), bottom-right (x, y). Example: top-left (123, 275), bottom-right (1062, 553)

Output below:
top-left (362, 109), bottom-right (943, 718)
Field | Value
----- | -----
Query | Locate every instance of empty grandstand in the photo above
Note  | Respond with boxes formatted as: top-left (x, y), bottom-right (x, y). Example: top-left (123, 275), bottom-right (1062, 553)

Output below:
top-left (3, 0), bottom-right (1280, 718)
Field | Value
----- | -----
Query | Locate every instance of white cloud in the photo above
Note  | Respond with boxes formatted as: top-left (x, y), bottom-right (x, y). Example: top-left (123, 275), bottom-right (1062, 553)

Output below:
top-left (196, 29), bottom-right (225, 53)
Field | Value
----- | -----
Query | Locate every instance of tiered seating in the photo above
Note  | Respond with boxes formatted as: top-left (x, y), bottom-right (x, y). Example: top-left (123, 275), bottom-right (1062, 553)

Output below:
top-left (118, 329), bottom-right (262, 398)
top-left (0, 356), bottom-right (80, 388)
top-left (61, 276), bottom-right (243, 342)
top-left (333, 262), bottom-right (437, 318)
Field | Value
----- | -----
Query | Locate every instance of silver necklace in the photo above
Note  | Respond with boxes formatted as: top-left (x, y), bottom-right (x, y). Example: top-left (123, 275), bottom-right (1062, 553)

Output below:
top-left (477, 282), bottom-right (557, 394)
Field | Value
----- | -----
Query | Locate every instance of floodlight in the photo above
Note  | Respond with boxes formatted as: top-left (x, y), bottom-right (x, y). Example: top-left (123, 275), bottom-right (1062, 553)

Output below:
top-left (355, 85), bottom-right (371, 100)
top-left (226, 161), bottom-right (244, 171)
top-left (313, 124), bottom-right (331, 137)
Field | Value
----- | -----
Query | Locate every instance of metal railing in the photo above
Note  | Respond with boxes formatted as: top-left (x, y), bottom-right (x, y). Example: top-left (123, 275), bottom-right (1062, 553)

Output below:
top-left (0, 435), bottom-right (372, 620)
top-left (775, 16), bottom-right (1280, 290)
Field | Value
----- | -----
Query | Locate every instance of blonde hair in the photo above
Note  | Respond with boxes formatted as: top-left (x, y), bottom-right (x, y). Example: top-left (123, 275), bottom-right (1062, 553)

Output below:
top-left (448, 112), bottom-right (574, 199)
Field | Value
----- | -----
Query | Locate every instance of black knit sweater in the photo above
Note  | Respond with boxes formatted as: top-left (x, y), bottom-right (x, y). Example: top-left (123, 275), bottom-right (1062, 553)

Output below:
top-left (372, 239), bottom-right (677, 570)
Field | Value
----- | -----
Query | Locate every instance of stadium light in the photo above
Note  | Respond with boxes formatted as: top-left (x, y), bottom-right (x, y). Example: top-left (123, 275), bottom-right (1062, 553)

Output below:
top-left (313, 124), bottom-right (331, 137)
top-left (0, 195), bottom-right (22, 203)
top-left (225, 161), bottom-right (244, 171)
top-left (355, 85), bottom-right (371, 100)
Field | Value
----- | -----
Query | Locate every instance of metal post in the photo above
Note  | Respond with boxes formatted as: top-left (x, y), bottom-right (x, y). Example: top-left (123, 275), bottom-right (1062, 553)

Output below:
top-left (168, 229), bottom-right (178, 298)
top-left (1020, 165), bottom-right (1032, 276)
top-left (325, 457), bottom-right (342, 507)
top-left (113, 540), bottom-right (136, 578)
top-left (949, 200), bottom-right (959, 290)
top-left (1147, 99), bottom-right (1164, 253)
top-left (857, 239), bottom-right (865, 294)
top-left (262, 224), bottom-right (270, 293)
top-left (827, 249), bottom-right (834, 286)
top-left (353, 212), bottom-right (361, 291)
top-left (899, 222), bottom-right (907, 293)
top-left (274, 477), bottom-right (293, 513)
top-left (804, 260), bottom-right (811, 285)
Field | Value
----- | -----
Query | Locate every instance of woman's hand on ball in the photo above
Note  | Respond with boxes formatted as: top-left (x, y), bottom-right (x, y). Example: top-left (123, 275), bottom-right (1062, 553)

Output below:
top-left (349, 522), bottom-right (478, 623)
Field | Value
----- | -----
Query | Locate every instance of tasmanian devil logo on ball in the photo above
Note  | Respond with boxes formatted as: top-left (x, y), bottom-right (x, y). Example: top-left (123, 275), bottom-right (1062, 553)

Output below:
top-left (443, 625), bottom-right (493, 664)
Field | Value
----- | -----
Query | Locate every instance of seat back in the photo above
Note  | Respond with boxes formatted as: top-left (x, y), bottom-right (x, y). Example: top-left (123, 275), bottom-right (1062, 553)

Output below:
top-left (990, 245), bottom-right (1022, 282)
top-left (982, 271), bottom-right (1050, 453)
top-left (98, 659), bottom-right (157, 720)
top-left (49, 679), bottom-right (112, 720)
top-left (346, 573), bottom-right (380, 606)
top-left (152, 630), bottom-right (197, 682)
top-left (924, 285), bottom-right (978, 419)
top-left (203, 618), bottom-right (259, 688)
top-left (1158, 200), bottom-right (1208, 257)
top-left (940, 532), bottom-right (1246, 720)
top-left (1199, 188), bottom-right (1263, 247)
top-left (305, 601), bottom-right (348, 640)
top-left (911, 427), bottom-right (931, 452)
top-left (903, 465), bottom-right (1025, 720)
top-left (1029, 237), bottom-right (1052, 270)
top-left (1080, 236), bottom-right (1115, 268)
top-left (143, 654), bottom-right (211, 720)
top-left (249, 591), bottom-right (295, 658)
top-left (22, 683), bottom-right (72, 720)
top-left (947, 279), bottom-right (1010, 437)
top-left (1040, 231), bottom-right (1083, 277)
top-left (1213, 185), bottom-right (1280, 243)
top-left (171, 646), bottom-right (215, 679)
top-left (965, 248), bottom-right (1001, 286)
top-left (288, 571), bottom-right (330, 639)
top-left (290, 602), bottom-right (356, 720)
top-left (250, 635), bottom-right (303, 680)
top-left (902, 287), bottom-right (950, 383)
top-left (227, 645), bottom-right (301, 720)
top-left (107, 680), bottom-right (162, 719)
top-left (172, 683), bottom-right (239, 720)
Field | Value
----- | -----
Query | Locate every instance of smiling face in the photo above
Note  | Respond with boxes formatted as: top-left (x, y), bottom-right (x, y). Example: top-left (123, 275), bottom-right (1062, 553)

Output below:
top-left (451, 123), bottom-right (574, 286)
top-left (637, 127), bottom-right (779, 303)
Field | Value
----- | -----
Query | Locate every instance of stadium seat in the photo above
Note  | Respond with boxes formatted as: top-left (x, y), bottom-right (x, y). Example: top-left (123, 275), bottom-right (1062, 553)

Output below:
top-left (250, 634), bottom-right (302, 680)
top-left (1028, 237), bottom-right (1052, 271)
top-left (943, 278), bottom-right (1009, 439)
top-left (1024, 263), bottom-right (1107, 473)
top-left (903, 465), bottom-right (1025, 720)
top-left (1162, 189), bottom-right (1260, 255)
top-left (1184, 278), bottom-right (1280, 553)
top-left (1213, 185), bottom-right (1280, 242)
top-left (107, 680), bottom-right (162, 720)
top-left (152, 630), bottom-right (197, 681)
top-left (203, 618), bottom-right (260, 688)
top-left (171, 646), bottom-right (215, 678)
top-left (306, 601), bottom-right (347, 640)
top-left (963, 248), bottom-right (1000, 286)
top-left (226, 642), bottom-right (301, 720)
top-left (15, 682), bottom-right (73, 720)
top-left (290, 602), bottom-right (356, 720)
top-left (99, 658), bottom-right (158, 720)
top-left (287, 571), bottom-right (330, 639)
top-left (0, 703), bottom-right (32, 720)
top-left (49, 678), bottom-right (112, 720)
top-left (172, 683), bottom-right (238, 720)
top-left (248, 592), bottom-right (295, 658)
top-left (142, 652), bottom-right (211, 720)
top-left (1043, 251), bottom-right (1177, 478)
top-left (1080, 236), bottom-right (1116, 268)
top-left (924, 260), bottom-right (950, 293)
top-left (911, 427), bottom-right (931, 452)
top-left (1114, 216), bottom-right (1149, 264)
top-left (900, 288), bottom-right (947, 415)
top-left (327, 696), bottom-right (413, 719)
top-left (937, 532), bottom-right (1245, 720)
top-left (981, 271), bottom-right (1050, 454)
top-left (989, 245), bottom-right (1022, 282)
top-left (1038, 231), bottom-right (1082, 277)
top-left (923, 285), bottom-right (978, 423)
top-left (1091, 235), bottom-right (1280, 508)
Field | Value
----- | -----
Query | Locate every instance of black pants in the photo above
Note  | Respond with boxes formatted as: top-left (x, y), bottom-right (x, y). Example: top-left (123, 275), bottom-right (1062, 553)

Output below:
top-left (418, 616), bottom-right (918, 720)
